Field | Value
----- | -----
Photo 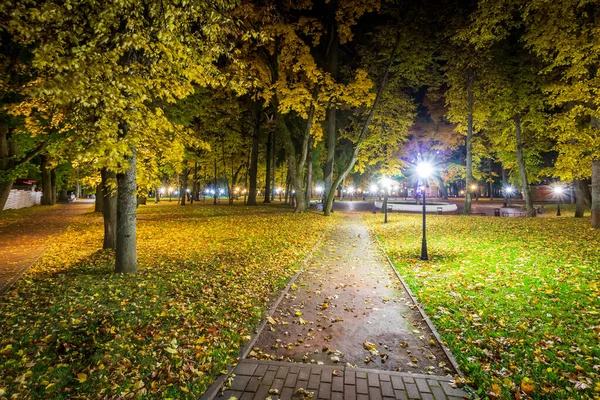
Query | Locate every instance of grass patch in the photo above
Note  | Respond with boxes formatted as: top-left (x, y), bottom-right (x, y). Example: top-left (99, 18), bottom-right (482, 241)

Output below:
top-left (367, 213), bottom-right (599, 399)
top-left (0, 202), bottom-right (333, 398)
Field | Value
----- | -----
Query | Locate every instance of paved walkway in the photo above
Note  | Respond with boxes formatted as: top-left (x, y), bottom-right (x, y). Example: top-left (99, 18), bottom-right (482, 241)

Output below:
top-left (0, 200), bottom-right (93, 294)
top-left (209, 214), bottom-right (468, 399)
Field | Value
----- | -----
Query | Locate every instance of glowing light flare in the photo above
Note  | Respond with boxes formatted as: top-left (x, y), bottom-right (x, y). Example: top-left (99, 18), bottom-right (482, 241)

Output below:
top-left (416, 162), bottom-right (433, 179)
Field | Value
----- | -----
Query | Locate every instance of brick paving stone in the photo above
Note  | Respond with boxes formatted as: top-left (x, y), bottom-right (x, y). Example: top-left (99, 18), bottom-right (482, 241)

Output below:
top-left (381, 380), bottom-right (394, 397)
top-left (448, 397), bottom-right (468, 400)
top-left (221, 390), bottom-right (242, 399)
top-left (280, 387), bottom-right (295, 400)
top-left (239, 393), bottom-right (254, 400)
top-left (394, 389), bottom-right (409, 400)
top-left (321, 368), bottom-right (333, 383)
top-left (421, 393), bottom-right (435, 400)
top-left (230, 375), bottom-right (251, 391)
top-left (357, 394), bottom-right (369, 400)
top-left (403, 376), bottom-right (415, 384)
top-left (441, 382), bottom-right (467, 397)
top-left (289, 366), bottom-right (300, 374)
top-left (391, 375), bottom-right (405, 390)
top-left (284, 373), bottom-right (298, 388)
top-left (296, 380), bottom-right (308, 390)
top-left (298, 368), bottom-right (310, 381)
top-left (427, 379), bottom-right (441, 387)
top-left (254, 364), bottom-right (268, 377)
top-left (276, 366), bottom-right (289, 379)
top-left (380, 374), bottom-right (391, 382)
top-left (245, 376), bottom-right (261, 392)
top-left (368, 386), bottom-right (383, 400)
top-left (331, 392), bottom-right (344, 400)
top-left (368, 372), bottom-right (380, 387)
top-left (344, 386), bottom-right (357, 400)
top-left (272, 378), bottom-right (285, 392)
top-left (254, 385), bottom-right (271, 399)
top-left (356, 378), bottom-right (369, 394)
top-left (344, 370), bottom-right (356, 385)
top-left (318, 383), bottom-right (331, 399)
top-left (405, 382), bottom-right (420, 399)
top-left (356, 371), bottom-right (367, 379)
top-left (332, 376), bottom-right (344, 392)
top-left (308, 373), bottom-right (321, 389)
top-left (262, 370), bottom-right (277, 386)
top-left (236, 362), bottom-right (258, 376)
top-left (267, 365), bottom-right (278, 371)
top-left (416, 378), bottom-right (431, 393)
top-left (431, 386), bottom-right (447, 400)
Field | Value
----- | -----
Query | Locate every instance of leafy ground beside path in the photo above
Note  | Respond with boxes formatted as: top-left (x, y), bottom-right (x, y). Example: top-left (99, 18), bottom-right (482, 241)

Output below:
top-left (367, 213), bottom-right (600, 400)
top-left (0, 203), bottom-right (334, 399)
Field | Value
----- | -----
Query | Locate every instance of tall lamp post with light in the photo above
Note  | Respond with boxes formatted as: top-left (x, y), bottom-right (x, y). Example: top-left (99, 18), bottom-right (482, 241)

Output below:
top-left (417, 162), bottom-right (433, 260)
top-left (553, 186), bottom-right (564, 216)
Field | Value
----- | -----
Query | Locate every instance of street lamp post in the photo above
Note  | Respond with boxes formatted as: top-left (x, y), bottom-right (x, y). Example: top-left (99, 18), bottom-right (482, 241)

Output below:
top-left (380, 178), bottom-right (392, 223)
top-left (553, 186), bottom-right (564, 216)
top-left (504, 186), bottom-right (514, 207)
top-left (417, 162), bottom-right (433, 260)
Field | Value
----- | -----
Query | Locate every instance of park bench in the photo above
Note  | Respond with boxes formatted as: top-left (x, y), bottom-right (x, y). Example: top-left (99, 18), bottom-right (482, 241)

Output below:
top-left (469, 212), bottom-right (486, 216)
top-left (502, 211), bottom-right (527, 217)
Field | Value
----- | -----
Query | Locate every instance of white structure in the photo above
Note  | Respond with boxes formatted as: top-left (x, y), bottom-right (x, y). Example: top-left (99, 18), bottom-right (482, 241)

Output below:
top-left (374, 200), bottom-right (457, 213)
top-left (3, 189), bottom-right (42, 211)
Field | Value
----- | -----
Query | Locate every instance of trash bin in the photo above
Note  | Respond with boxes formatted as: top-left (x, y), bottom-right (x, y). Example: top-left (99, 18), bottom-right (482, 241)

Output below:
top-left (437, 207), bottom-right (443, 215)
top-left (494, 208), bottom-right (500, 217)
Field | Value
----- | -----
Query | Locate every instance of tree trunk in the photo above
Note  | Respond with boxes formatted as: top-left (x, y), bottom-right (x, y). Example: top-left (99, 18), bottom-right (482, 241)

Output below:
top-left (247, 109), bottom-right (260, 206)
top-left (323, 8), bottom-right (338, 206)
top-left (115, 146), bottom-right (137, 273)
top-left (436, 175), bottom-right (448, 199)
top-left (51, 168), bottom-right (57, 204)
top-left (58, 190), bottom-right (68, 203)
top-left (191, 162), bottom-right (198, 204)
top-left (502, 167), bottom-right (508, 206)
top-left (284, 171), bottom-right (290, 205)
top-left (180, 166), bottom-right (187, 206)
top-left (0, 126), bottom-right (12, 211)
top-left (591, 159), bottom-right (600, 228)
top-left (41, 155), bottom-right (53, 205)
top-left (95, 184), bottom-right (103, 212)
top-left (101, 168), bottom-right (117, 249)
top-left (213, 157), bottom-right (218, 205)
top-left (574, 178), bottom-right (585, 218)
top-left (464, 69), bottom-right (474, 215)
top-left (488, 159), bottom-right (494, 200)
top-left (264, 130), bottom-right (272, 203)
top-left (514, 115), bottom-right (535, 217)
top-left (137, 195), bottom-right (147, 205)
top-left (323, 35), bottom-right (400, 216)
top-left (340, 176), bottom-right (345, 200)
top-left (305, 137), bottom-right (313, 206)
top-left (155, 186), bottom-right (160, 203)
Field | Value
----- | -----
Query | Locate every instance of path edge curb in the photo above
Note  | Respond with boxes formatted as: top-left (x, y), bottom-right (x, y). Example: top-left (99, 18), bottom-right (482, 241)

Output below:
top-left (365, 220), bottom-right (467, 380)
top-left (201, 219), bottom-right (333, 400)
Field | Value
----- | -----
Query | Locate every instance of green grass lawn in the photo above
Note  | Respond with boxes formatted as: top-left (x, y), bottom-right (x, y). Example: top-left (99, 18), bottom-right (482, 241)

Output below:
top-left (367, 213), bottom-right (600, 399)
top-left (0, 203), bottom-right (333, 398)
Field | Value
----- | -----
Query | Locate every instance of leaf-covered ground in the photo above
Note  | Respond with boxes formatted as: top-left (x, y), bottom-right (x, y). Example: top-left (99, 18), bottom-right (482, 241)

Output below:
top-left (0, 203), bottom-right (333, 398)
top-left (367, 213), bottom-right (600, 400)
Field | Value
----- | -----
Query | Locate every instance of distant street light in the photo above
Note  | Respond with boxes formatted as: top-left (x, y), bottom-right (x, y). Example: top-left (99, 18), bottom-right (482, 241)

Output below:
top-left (553, 186), bottom-right (564, 216)
top-left (417, 162), bottom-right (433, 260)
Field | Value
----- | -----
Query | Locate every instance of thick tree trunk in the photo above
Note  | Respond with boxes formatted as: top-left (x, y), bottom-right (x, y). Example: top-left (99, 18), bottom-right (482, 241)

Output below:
top-left (51, 168), bottom-right (57, 205)
top-left (514, 115), bottom-right (535, 217)
top-left (323, 9), bottom-right (338, 206)
top-left (95, 184), bottom-right (103, 212)
top-left (137, 195), bottom-right (147, 205)
top-left (191, 162), bottom-right (198, 204)
top-left (464, 70), bottom-right (474, 215)
top-left (436, 175), bottom-right (448, 199)
top-left (305, 138), bottom-right (313, 206)
top-left (502, 167), bottom-right (508, 207)
top-left (58, 190), bottom-right (69, 203)
top-left (41, 155), bottom-right (53, 205)
top-left (574, 178), bottom-right (585, 218)
top-left (115, 147), bottom-right (137, 273)
top-left (591, 159), bottom-right (600, 228)
top-left (264, 131), bottom-right (272, 203)
top-left (247, 112), bottom-right (260, 206)
top-left (101, 168), bottom-right (117, 250)
top-left (180, 167), bottom-right (187, 206)
top-left (0, 126), bottom-right (11, 211)
top-left (488, 159), bottom-right (494, 200)
top-left (213, 157), bottom-right (218, 205)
